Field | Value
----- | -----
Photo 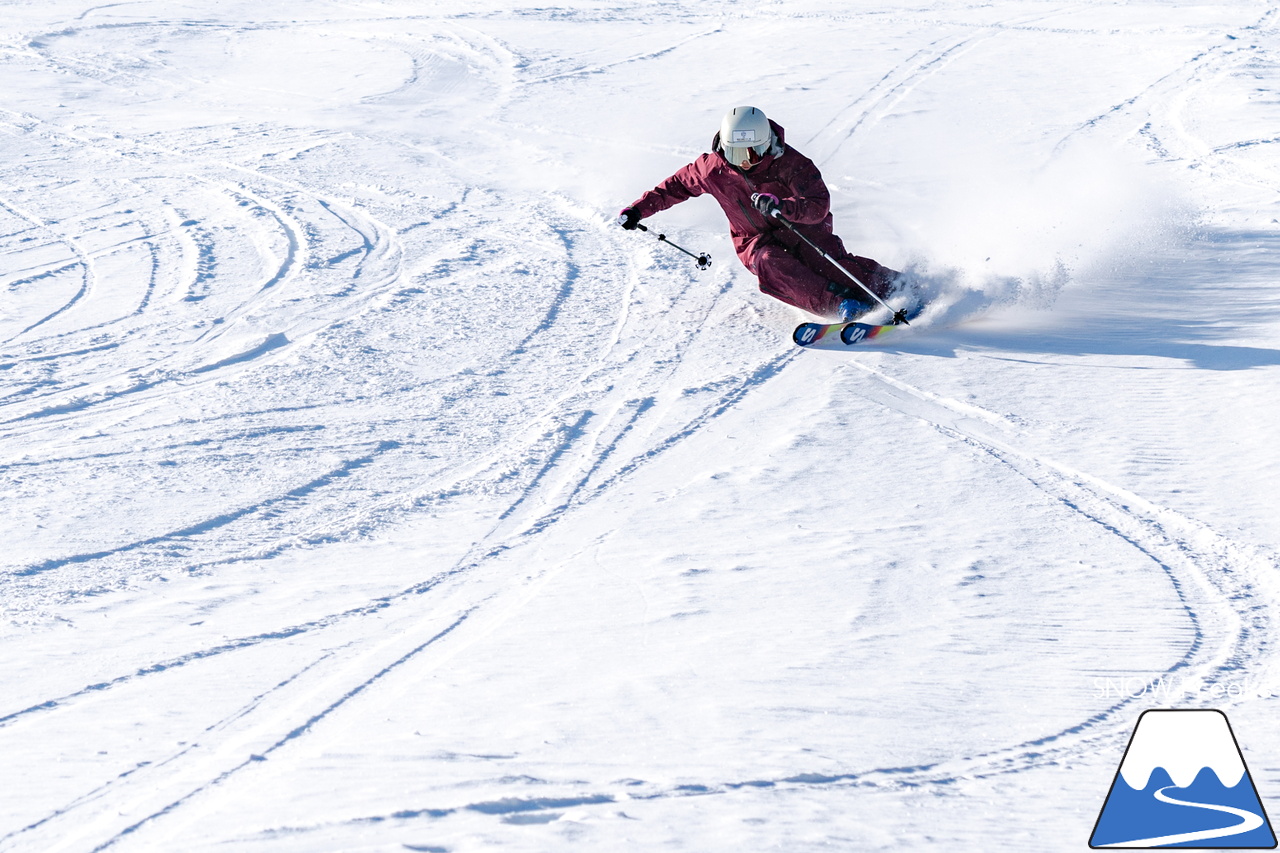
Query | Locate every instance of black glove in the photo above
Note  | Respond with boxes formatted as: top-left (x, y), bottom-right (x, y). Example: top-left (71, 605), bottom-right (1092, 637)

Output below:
top-left (751, 192), bottom-right (780, 218)
top-left (617, 207), bottom-right (642, 230)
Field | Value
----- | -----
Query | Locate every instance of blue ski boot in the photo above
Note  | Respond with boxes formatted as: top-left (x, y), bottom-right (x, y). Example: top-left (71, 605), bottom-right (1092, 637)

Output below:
top-left (838, 295), bottom-right (874, 322)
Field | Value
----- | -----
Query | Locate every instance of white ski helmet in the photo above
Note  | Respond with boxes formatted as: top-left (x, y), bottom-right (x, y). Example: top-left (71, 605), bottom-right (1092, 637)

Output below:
top-left (719, 106), bottom-right (775, 169)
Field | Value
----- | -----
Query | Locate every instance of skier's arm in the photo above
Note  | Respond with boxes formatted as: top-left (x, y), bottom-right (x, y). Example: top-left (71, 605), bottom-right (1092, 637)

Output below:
top-left (776, 159), bottom-right (831, 225)
top-left (626, 159), bottom-right (708, 221)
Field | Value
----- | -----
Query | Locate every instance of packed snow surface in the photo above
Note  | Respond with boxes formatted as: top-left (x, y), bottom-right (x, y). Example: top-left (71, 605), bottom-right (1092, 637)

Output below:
top-left (2, 1), bottom-right (1280, 850)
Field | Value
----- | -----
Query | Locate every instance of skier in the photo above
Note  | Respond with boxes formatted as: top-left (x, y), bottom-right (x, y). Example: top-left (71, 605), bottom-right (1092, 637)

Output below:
top-left (619, 106), bottom-right (908, 322)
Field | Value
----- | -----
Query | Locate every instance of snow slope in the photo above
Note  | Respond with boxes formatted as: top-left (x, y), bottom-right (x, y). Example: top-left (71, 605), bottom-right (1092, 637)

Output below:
top-left (2, 1), bottom-right (1279, 850)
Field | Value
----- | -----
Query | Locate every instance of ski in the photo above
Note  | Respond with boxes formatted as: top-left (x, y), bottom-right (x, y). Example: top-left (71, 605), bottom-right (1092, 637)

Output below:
top-left (792, 319), bottom-right (901, 349)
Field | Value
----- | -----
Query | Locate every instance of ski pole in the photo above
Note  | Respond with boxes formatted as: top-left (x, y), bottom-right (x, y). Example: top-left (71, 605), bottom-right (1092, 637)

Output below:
top-left (767, 211), bottom-right (910, 325)
top-left (635, 223), bottom-right (711, 270)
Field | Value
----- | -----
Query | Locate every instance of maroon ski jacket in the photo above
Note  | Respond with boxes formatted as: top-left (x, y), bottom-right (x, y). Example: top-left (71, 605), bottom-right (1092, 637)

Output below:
top-left (627, 120), bottom-right (842, 272)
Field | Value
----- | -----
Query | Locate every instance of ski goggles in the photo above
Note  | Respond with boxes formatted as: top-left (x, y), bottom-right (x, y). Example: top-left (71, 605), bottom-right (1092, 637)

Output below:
top-left (725, 141), bottom-right (770, 168)
top-left (723, 130), bottom-right (772, 168)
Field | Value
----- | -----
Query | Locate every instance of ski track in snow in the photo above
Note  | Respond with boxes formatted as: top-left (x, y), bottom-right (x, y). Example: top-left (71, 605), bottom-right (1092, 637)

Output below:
top-left (199, 348), bottom-right (1280, 845)
top-left (0, 74), bottom-right (792, 842)
top-left (807, 5), bottom-right (1082, 164)
top-left (183, 360), bottom-right (1280, 843)
top-left (835, 358), bottom-right (1279, 773)
top-left (2, 2), bottom-right (1280, 850)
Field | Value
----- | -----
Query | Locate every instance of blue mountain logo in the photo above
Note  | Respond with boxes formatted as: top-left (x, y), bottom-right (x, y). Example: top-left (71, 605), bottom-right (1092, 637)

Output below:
top-left (1091, 709), bottom-right (1277, 848)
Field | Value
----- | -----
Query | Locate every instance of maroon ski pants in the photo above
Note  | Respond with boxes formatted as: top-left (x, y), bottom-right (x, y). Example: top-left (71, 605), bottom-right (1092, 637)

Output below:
top-left (748, 237), bottom-right (897, 319)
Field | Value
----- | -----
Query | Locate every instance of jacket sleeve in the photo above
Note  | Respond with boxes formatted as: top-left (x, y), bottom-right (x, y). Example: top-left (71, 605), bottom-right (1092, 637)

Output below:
top-left (776, 154), bottom-right (830, 225)
top-left (629, 157), bottom-right (708, 219)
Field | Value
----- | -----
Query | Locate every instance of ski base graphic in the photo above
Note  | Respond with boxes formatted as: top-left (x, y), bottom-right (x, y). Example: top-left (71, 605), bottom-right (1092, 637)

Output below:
top-left (792, 320), bottom-right (900, 349)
